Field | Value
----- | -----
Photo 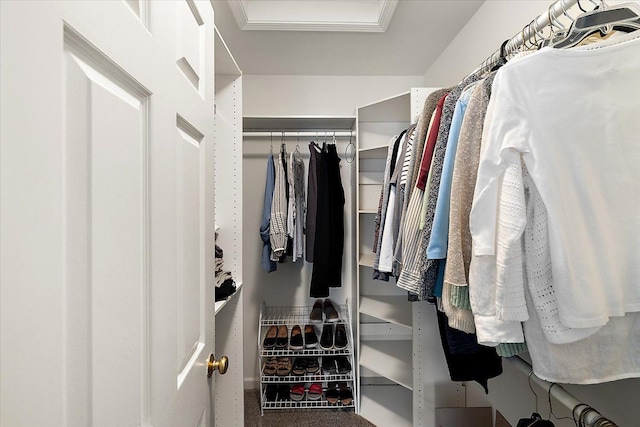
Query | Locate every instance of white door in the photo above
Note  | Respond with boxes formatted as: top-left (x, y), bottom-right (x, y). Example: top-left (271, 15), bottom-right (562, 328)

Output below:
top-left (0, 1), bottom-right (217, 426)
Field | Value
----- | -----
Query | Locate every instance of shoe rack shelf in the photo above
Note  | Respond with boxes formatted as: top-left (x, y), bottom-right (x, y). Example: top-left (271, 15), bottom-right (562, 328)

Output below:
top-left (258, 301), bottom-right (357, 415)
top-left (261, 372), bottom-right (354, 383)
top-left (260, 397), bottom-right (356, 411)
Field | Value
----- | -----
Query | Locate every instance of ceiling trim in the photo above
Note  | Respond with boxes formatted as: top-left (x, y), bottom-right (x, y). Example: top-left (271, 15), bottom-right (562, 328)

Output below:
top-left (228, 0), bottom-right (399, 32)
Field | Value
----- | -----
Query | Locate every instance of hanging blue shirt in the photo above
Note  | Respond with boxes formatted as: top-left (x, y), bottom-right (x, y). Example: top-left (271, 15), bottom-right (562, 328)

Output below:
top-left (260, 153), bottom-right (277, 272)
top-left (427, 83), bottom-right (477, 260)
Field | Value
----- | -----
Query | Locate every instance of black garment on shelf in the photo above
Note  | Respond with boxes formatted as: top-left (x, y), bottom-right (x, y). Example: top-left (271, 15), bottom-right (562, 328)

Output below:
top-left (310, 143), bottom-right (345, 297)
top-left (436, 308), bottom-right (502, 393)
top-left (215, 278), bottom-right (236, 302)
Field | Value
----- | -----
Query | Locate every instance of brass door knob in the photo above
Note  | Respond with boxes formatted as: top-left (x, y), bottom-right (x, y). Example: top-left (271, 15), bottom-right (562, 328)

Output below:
top-left (207, 354), bottom-right (228, 377)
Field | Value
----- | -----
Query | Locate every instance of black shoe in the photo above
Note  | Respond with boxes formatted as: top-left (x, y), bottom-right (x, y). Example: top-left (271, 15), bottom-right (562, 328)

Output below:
top-left (309, 299), bottom-right (324, 323)
top-left (336, 356), bottom-right (352, 374)
top-left (323, 298), bottom-right (340, 322)
top-left (262, 325), bottom-right (277, 349)
top-left (334, 324), bottom-right (347, 350)
top-left (320, 324), bottom-right (334, 350)
top-left (304, 324), bottom-right (318, 348)
top-left (326, 382), bottom-right (339, 404)
top-left (277, 384), bottom-right (290, 401)
top-left (265, 384), bottom-right (278, 402)
top-left (306, 357), bottom-right (320, 374)
top-left (322, 356), bottom-right (336, 374)
top-left (290, 325), bottom-right (304, 351)
top-left (338, 382), bottom-right (353, 405)
top-left (292, 357), bottom-right (307, 376)
top-left (275, 325), bottom-right (288, 348)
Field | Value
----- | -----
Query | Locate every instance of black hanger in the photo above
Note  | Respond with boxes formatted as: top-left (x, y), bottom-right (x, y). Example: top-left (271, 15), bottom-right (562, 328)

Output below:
top-left (551, 2), bottom-right (640, 49)
top-left (516, 413), bottom-right (555, 427)
top-left (490, 39), bottom-right (510, 71)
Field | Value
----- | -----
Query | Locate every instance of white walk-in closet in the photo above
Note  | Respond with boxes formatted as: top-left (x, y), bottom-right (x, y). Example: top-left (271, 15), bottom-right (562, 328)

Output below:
top-left (2, 1), bottom-right (639, 426)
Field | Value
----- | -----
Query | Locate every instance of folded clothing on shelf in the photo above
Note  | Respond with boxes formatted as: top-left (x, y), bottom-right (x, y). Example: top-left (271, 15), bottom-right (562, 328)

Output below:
top-left (214, 278), bottom-right (236, 302)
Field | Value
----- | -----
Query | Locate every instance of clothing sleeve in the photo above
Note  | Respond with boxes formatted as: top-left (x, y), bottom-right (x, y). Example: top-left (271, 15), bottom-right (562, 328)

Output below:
top-left (444, 85), bottom-right (485, 287)
top-left (469, 149), bottom-right (528, 345)
top-left (427, 98), bottom-right (466, 259)
top-left (470, 71), bottom-right (529, 257)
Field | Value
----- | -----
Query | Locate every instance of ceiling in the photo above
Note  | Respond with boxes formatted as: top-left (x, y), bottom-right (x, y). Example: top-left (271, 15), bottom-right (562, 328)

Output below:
top-left (211, 0), bottom-right (485, 76)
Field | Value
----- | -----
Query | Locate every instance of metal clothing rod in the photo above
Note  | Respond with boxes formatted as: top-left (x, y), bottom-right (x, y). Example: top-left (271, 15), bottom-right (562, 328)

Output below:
top-left (243, 131), bottom-right (353, 138)
top-left (508, 356), bottom-right (616, 426)
top-left (476, 0), bottom-right (581, 72)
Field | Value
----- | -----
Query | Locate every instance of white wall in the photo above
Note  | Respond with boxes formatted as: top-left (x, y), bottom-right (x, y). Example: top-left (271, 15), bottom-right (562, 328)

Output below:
top-left (423, 2), bottom-right (640, 426)
top-left (241, 75), bottom-right (423, 387)
top-left (243, 74), bottom-right (424, 117)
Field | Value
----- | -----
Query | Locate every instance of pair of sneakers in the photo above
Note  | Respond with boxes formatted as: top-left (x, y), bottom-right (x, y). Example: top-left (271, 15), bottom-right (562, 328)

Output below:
top-left (320, 323), bottom-right (348, 350)
top-left (309, 298), bottom-right (340, 323)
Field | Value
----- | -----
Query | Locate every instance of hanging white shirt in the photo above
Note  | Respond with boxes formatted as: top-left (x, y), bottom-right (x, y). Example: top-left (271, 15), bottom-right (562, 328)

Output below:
top-left (471, 31), bottom-right (640, 329)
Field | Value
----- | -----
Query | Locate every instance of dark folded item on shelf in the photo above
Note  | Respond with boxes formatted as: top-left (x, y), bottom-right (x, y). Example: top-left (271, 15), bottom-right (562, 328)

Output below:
top-left (215, 278), bottom-right (236, 302)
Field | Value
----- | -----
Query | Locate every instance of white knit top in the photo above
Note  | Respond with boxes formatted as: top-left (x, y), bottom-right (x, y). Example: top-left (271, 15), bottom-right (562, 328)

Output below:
top-left (471, 31), bottom-right (640, 329)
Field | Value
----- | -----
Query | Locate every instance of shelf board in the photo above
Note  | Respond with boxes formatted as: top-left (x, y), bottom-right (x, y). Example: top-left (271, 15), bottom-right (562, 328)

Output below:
top-left (260, 303), bottom-right (350, 325)
top-left (359, 384), bottom-right (412, 427)
top-left (359, 340), bottom-right (413, 390)
top-left (358, 145), bottom-right (389, 159)
top-left (243, 116), bottom-right (355, 131)
top-left (260, 348), bottom-right (352, 358)
top-left (262, 398), bottom-right (355, 411)
top-left (359, 296), bottom-right (412, 328)
top-left (359, 209), bottom-right (377, 214)
top-left (358, 253), bottom-right (376, 267)
top-left (214, 27), bottom-right (241, 76)
top-left (214, 281), bottom-right (242, 316)
top-left (358, 92), bottom-right (410, 122)
top-left (261, 372), bottom-right (354, 384)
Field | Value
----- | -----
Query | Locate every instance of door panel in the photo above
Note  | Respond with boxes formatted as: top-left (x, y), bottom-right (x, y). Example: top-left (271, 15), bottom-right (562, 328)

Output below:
top-left (176, 117), bottom-right (205, 386)
top-left (177, 0), bottom-right (206, 94)
top-left (64, 25), bottom-right (150, 427)
top-left (0, 1), bottom-right (216, 426)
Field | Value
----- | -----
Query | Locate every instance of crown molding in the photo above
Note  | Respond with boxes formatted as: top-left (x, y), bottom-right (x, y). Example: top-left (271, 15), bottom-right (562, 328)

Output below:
top-left (378, 0), bottom-right (399, 32)
top-left (228, 0), bottom-right (399, 33)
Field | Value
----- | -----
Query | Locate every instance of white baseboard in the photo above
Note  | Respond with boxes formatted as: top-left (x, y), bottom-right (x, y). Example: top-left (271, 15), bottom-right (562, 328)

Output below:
top-left (244, 377), bottom-right (259, 389)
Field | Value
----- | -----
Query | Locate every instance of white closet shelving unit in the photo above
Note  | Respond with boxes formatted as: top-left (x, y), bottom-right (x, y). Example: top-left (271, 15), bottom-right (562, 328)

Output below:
top-left (355, 89), bottom-right (462, 426)
top-left (212, 26), bottom-right (244, 427)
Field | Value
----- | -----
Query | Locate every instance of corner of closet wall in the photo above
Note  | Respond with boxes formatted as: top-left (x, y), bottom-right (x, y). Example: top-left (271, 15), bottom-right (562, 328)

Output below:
top-left (242, 120), bottom-right (357, 389)
top-left (213, 25), bottom-right (244, 427)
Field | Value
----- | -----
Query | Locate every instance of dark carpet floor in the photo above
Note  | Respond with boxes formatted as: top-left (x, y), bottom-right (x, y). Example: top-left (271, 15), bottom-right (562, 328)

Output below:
top-left (244, 389), bottom-right (376, 427)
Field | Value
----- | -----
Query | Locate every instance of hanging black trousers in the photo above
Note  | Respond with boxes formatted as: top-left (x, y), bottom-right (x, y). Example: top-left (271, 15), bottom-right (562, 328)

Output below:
top-left (310, 144), bottom-right (345, 298)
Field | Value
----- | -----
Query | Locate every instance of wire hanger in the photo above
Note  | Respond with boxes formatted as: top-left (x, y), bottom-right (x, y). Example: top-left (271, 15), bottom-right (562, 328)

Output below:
top-left (270, 132), bottom-right (273, 155)
top-left (295, 131), bottom-right (301, 156)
